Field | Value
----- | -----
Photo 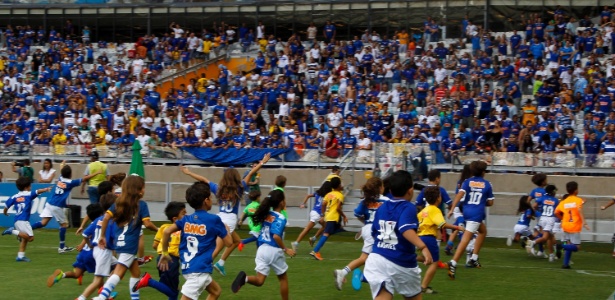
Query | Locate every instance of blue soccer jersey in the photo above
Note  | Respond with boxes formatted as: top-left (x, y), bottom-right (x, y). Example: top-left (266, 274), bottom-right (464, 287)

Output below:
top-left (354, 196), bottom-right (388, 225)
top-left (107, 201), bottom-right (150, 254)
top-left (415, 185), bottom-right (452, 209)
top-left (5, 190), bottom-right (40, 222)
top-left (258, 211), bottom-right (287, 248)
top-left (176, 210), bottom-right (228, 275)
top-left (529, 187), bottom-right (545, 218)
top-left (209, 182), bottom-right (243, 215)
top-left (517, 209), bottom-right (533, 226)
top-left (83, 215), bottom-right (116, 250)
top-left (371, 199), bottom-right (420, 268)
top-left (459, 177), bottom-right (494, 222)
top-left (47, 177), bottom-right (82, 207)
top-left (312, 193), bottom-right (324, 214)
top-left (539, 195), bottom-right (559, 218)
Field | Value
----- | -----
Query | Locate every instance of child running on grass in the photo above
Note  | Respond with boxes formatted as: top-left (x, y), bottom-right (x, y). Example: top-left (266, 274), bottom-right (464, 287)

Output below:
top-left (310, 176), bottom-right (347, 260)
top-left (2, 177), bottom-right (52, 262)
top-left (238, 190), bottom-right (262, 251)
top-left (132, 201), bottom-right (187, 300)
top-left (555, 181), bottom-right (590, 269)
top-left (291, 181), bottom-right (331, 252)
top-left (231, 190), bottom-right (296, 299)
top-left (507, 196), bottom-right (536, 248)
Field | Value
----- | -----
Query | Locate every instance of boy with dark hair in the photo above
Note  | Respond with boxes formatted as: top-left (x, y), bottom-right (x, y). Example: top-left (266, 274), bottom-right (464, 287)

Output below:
top-left (133, 201), bottom-right (187, 300)
top-left (555, 181), bottom-right (590, 269)
top-left (238, 190), bottom-right (262, 251)
top-left (528, 173), bottom-right (547, 255)
top-left (2, 177), bottom-right (52, 262)
top-left (310, 176), bottom-right (347, 260)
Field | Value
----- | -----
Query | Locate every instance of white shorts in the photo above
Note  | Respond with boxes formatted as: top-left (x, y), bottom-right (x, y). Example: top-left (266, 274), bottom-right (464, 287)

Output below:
top-left (553, 222), bottom-right (562, 233)
top-left (361, 224), bottom-right (375, 254)
top-left (534, 217), bottom-right (542, 231)
top-left (117, 253), bottom-right (136, 268)
top-left (93, 247), bottom-right (116, 277)
top-left (40, 203), bottom-right (68, 225)
top-left (309, 211), bottom-right (322, 223)
top-left (181, 273), bottom-right (213, 300)
top-left (465, 221), bottom-right (482, 234)
top-left (513, 224), bottom-right (532, 237)
top-left (218, 212), bottom-right (238, 234)
top-left (255, 244), bottom-right (288, 276)
top-left (539, 217), bottom-right (557, 232)
top-left (15, 220), bottom-right (33, 237)
top-left (563, 232), bottom-right (581, 245)
top-left (364, 253), bottom-right (422, 299)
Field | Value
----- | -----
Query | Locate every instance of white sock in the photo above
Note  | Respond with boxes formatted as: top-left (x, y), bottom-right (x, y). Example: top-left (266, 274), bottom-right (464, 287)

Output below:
top-left (341, 266), bottom-right (351, 276)
top-left (101, 274), bottom-right (120, 297)
top-left (17, 252), bottom-right (25, 258)
top-left (62, 273), bottom-right (66, 278)
top-left (471, 254), bottom-right (479, 261)
top-left (78, 296), bottom-right (86, 300)
top-left (129, 277), bottom-right (140, 300)
top-left (436, 239), bottom-right (441, 248)
top-left (450, 260), bottom-right (457, 267)
top-left (11, 230), bottom-right (19, 236)
top-left (218, 259), bottom-right (225, 267)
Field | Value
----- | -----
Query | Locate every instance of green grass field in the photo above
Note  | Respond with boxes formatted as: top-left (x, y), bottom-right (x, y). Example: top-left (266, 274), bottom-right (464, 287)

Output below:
top-left (1, 226), bottom-right (614, 300)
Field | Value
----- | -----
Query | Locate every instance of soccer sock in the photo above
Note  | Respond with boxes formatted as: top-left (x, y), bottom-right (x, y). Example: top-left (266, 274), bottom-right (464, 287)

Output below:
top-left (17, 252), bottom-right (25, 258)
top-left (341, 266), bottom-right (351, 276)
top-left (77, 296), bottom-right (86, 300)
top-left (100, 274), bottom-right (120, 298)
top-left (217, 259), bottom-right (225, 267)
top-left (562, 244), bottom-right (578, 252)
top-left (447, 241), bottom-right (454, 247)
top-left (32, 221), bottom-right (43, 229)
top-left (564, 249), bottom-right (572, 266)
top-left (471, 254), bottom-right (479, 261)
top-left (538, 242), bottom-right (544, 252)
top-left (241, 236), bottom-right (258, 244)
top-left (129, 277), bottom-right (140, 300)
top-left (11, 230), bottom-right (20, 236)
top-left (148, 278), bottom-right (178, 298)
top-left (314, 236), bottom-right (328, 252)
top-left (450, 260), bottom-right (457, 267)
top-left (437, 239), bottom-right (441, 248)
top-left (59, 227), bottom-right (66, 249)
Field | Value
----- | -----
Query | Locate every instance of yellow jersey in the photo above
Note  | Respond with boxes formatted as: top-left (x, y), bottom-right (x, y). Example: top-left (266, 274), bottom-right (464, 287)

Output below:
top-left (96, 129), bottom-right (106, 145)
top-left (52, 133), bottom-right (67, 145)
top-left (154, 223), bottom-right (181, 257)
top-left (417, 205), bottom-right (446, 236)
top-left (203, 40), bottom-right (212, 54)
top-left (323, 190), bottom-right (344, 222)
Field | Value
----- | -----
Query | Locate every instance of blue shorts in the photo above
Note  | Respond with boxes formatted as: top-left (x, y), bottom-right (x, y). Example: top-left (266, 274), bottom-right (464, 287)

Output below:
top-left (419, 235), bottom-right (439, 262)
top-left (324, 221), bottom-right (339, 234)
top-left (73, 249), bottom-right (96, 274)
top-left (157, 255), bottom-right (180, 299)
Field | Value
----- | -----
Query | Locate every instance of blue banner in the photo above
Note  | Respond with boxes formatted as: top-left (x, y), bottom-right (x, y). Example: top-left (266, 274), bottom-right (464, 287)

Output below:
top-left (182, 147), bottom-right (293, 165)
top-left (0, 183), bottom-right (58, 229)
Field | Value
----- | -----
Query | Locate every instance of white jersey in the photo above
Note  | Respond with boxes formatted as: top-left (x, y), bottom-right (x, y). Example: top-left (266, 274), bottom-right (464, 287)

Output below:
top-left (113, 113), bottom-right (126, 131)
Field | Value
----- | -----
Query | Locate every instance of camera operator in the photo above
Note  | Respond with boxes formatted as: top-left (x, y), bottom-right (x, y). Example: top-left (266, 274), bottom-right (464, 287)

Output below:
top-left (11, 159), bottom-right (34, 182)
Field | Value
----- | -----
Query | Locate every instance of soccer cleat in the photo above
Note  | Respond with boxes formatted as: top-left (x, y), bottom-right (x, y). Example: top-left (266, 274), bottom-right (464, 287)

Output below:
top-left (447, 262), bottom-right (456, 280)
top-left (422, 287), bottom-right (437, 294)
top-left (2, 227), bottom-right (14, 236)
top-left (132, 272), bottom-right (151, 292)
top-left (466, 259), bottom-right (481, 268)
top-left (310, 251), bottom-right (323, 261)
top-left (525, 240), bottom-right (535, 254)
top-left (444, 244), bottom-right (453, 256)
top-left (47, 269), bottom-right (64, 287)
top-left (562, 265), bottom-right (571, 269)
top-left (506, 235), bottom-right (512, 247)
top-left (238, 242), bottom-right (245, 252)
top-left (91, 296), bottom-right (105, 300)
top-left (291, 241), bottom-right (299, 252)
top-left (308, 236), bottom-right (316, 247)
top-left (58, 247), bottom-right (76, 254)
top-left (214, 262), bottom-right (227, 276)
top-left (109, 291), bottom-right (118, 300)
top-left (138, 256), bottom-right (153, 265)
top-left (437, 261), bottom-right (448, 269)
top-left (520, 236), bottom-right (528, 248)
top-left (351, 269), bottom-right (362, 291)
top-left (333, 269), bottom-right (345, 291)
top-left (548, 254), bottom-right (555, 263)
top-left (16, 256), bottom-right (31, 262)
top-left (77, 275), bottom-right (83, 285)
top-left (231, 271), bottom-right (247, 293)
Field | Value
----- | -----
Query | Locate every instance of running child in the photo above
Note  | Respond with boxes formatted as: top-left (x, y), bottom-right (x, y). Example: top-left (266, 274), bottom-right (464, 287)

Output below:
top-left (507, 196), bottom-right (535, 247)
top-left (528, 173), bottom-right (548, 253)
top-left (47, 203), bottom-right (101, 288)
top-left (333, 177), bottom-right (386, 291)
top-left (417, 186), bottom-right (464, 294)
top-left (447, 160), bottom-right (494, 279)
top-left (158, 182), bottom-right (232, 300)
top-left (291, 181), bottom-right (331, 252)
top-left (2, 177), bottom-right (52, 262)
top-left (34, 161), bottom-right (102, 253)
top-left (238, 190), bottom-right (262, 252)
top-left (180, 152), bottom-right (270, 276)
top-left (231, 190), bottom-right (296, 300)
top-left (555, 181), bottom-right (590, 269)
top-left (310, 176), bottom-right (347, 260)
top-left (132, 201), bottom-right (187, 300)
top-left (75, 194), bottom-right (118, 300)
top-left (527, 185), bottom-right (560, 261)
top-left (92, 175), bottom-right (159, 300)
top-left (363, 170), bottom-right (432, 299)
top-left (76, 181), bottom-right (116, 235)
top-left (445, 164), bottom-right (471, 256)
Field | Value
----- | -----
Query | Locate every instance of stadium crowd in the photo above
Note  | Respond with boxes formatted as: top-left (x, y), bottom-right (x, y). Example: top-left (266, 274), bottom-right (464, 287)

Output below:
top-left (1, 7), bottom-right (615, 164)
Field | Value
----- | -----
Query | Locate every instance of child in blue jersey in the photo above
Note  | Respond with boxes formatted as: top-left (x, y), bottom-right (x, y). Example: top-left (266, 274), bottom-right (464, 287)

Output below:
top-left (159, 182), bottom-right (231, 300)
top-left (231, 190), bottom-right (296, 299)
top-left (445, 165), bottom-right (472, 256)
top-left (291, 181), bottom-right (332, 251)
top-left (447, 160), bottom-right (494, 279)
top-left (527, 185), bottom-right (561, 261)
top-left (363, 170), bottom-right (432, 299)
top-left (180, 152), bottom-right (270, 276)
top-left (47, 203), bottom-right (101, 289)
top-left (507, 196), bottom-right (536, 248)
top-left (2, 177), bottom-right (52, 262)
top-left (132, 201), bottom-right (187, 300)
top-left (238, 190), bottom-right (262, 251)
top-left (93, 175), bottom-right (159, 300)
top-left (528, 173), bottom-right (548, 254)
top-left (334, 177), bottom-right (387, 291)
top-left (77, 194), bottom-right (118, 300)
top-left (33, 161), bottom-right (102, 253)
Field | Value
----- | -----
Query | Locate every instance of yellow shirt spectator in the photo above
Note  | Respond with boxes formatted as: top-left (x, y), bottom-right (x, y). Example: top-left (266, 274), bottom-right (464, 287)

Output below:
top-left (397, 32), bottom-right (409, 46)
top-left (96, 128), bottom-right (107, 146)
top-left (417, 205), bottom-right (446, 236)
top-left (129, 116), bottom-right (138, 132)
top-left (52, 133), bottom-right (67, 145)
top-left (258, 39), bottom-right (267, 52)
top-left (154, 224), bottom-right (181, 257)
top-left (213, 36), bottom-right (221, 48)
top-left (203, 40), bottom-right (212, 54)
top-left (323, 190), bottom-right (344, 222)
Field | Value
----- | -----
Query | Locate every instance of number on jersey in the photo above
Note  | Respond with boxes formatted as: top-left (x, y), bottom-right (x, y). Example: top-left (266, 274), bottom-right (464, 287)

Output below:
top-left (467, 191), bottom-right (482, 205)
